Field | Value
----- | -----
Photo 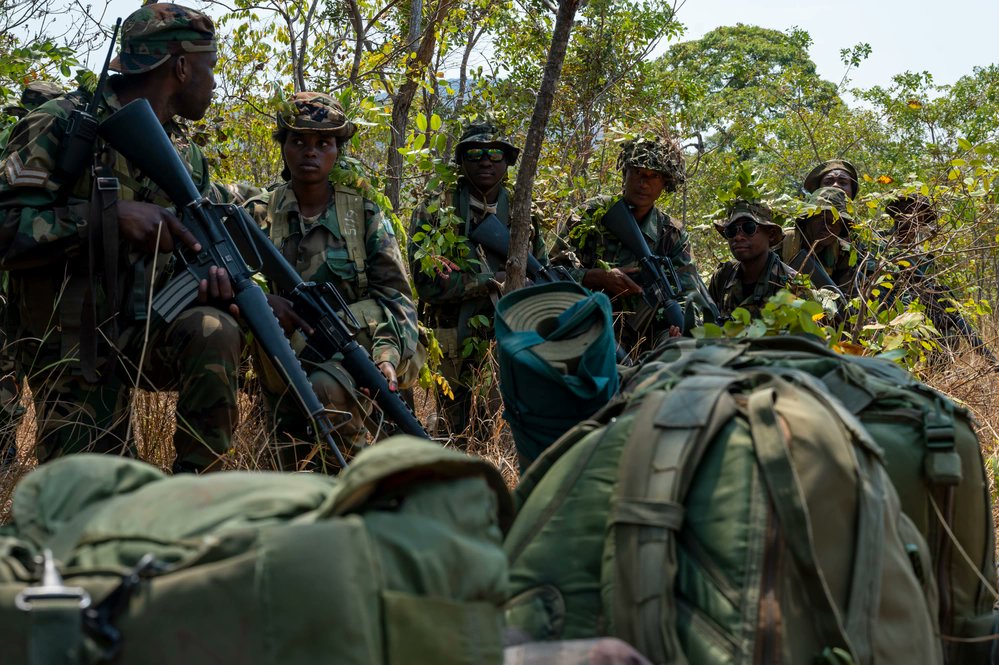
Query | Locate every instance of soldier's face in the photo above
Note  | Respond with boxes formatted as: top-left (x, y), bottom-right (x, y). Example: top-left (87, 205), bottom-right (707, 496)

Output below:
top-left (725, 218), bottom-right (770, 262)
top-left (461, 144), bottom-right (509, 192)
top-left (283, 131), bottom-right (338, 184)
top-left (176, 51), bottom-right (218, 121)
top-left (819, 169), bottom-right (854, 197)
top-left (622, 167), bottom-right (668, 210)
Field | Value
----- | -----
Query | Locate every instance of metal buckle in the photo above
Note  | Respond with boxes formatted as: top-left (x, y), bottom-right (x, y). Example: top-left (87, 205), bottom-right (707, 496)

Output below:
top-left (95, 176), bottom-right (119, 192)
top-left (15, 549), bottom-right (91, 612)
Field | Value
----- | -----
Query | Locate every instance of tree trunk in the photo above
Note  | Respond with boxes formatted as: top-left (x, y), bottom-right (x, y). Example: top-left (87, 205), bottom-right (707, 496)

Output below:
top-left (385, 0), bottom-right (448, 211)
top-left (505, 0), bottom-right (583, 291)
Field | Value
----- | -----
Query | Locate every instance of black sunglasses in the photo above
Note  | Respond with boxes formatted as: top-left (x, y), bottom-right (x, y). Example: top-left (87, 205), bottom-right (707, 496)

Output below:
top-left (723, 220), bottom-right (759, 239)
top-left (463, 147), bottom-right (506, 163)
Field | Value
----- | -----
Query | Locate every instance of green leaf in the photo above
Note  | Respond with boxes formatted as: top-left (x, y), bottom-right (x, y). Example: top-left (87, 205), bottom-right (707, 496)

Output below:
top-left (416, 113), bottom-right (428, 132)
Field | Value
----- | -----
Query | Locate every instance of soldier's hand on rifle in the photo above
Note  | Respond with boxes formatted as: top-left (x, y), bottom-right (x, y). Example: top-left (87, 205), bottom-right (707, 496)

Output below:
top-left (377, 361), bottom-right (398, 392)
top-left (261, 293), bottom-right (313, 337)
top-left (582, 267), bottom-right (643, 298)
top-left (117, 201), bottom-right (202, 255)
top-left (197, 265), bottom-right (238, 316)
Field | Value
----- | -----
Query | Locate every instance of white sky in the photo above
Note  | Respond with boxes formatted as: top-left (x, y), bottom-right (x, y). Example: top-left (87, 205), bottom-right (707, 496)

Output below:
top-left (671, 0), bottom-right (999, 91)
top-left (87, 0), bottom-right (997, 93)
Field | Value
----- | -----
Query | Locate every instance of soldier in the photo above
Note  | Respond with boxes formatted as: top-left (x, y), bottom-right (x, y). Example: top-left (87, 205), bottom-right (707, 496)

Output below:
top-left (0, 4), bottom-right (242, 472)
top-left (0, 81), bottom-right (63, 467)
top-left (783, 186), bottom-right (869, 297)
top-left (554, 136), bottom-right (702, 354)
top-left (245, 92), bottom-right (421, 468)
top-left (410, 123), bottom-right (548, 442)
top-left (708, 201), bottom-right (798, 319)
top-left (883, 194), bottom-right (997, 365)
top-left (802, 159), bottom-right (860, 200)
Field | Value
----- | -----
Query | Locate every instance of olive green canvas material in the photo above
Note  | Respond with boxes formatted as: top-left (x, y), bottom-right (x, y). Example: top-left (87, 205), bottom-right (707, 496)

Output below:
top-left (504, 357), bottom-right (943, 665)
top-left (0, 436), bottom-right (511, 665)
top-left (653, 335), bottom-right (998, 664)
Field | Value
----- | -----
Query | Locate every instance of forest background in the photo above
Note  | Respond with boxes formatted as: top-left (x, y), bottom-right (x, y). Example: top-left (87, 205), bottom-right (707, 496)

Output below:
top-left (1, 0), bottom-right (998, 501)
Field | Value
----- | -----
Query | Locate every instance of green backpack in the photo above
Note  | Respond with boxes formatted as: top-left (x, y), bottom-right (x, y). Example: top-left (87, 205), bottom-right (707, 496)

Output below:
top-left (650, 335), bottom-right (997, 664)
top-left (0, 437), bottom-right (512, 665)
top-left (504, 361), bottom-right (943, 665)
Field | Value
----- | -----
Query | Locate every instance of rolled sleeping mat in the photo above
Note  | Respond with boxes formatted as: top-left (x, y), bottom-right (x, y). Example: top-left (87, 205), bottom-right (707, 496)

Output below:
top-left (495, 281), bottom-right (619, 469)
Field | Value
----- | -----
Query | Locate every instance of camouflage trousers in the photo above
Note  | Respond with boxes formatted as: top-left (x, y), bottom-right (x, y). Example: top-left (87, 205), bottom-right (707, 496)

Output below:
top-left (14, 300), bottom-right (242, 471)
top-left (255, 341), bottom-right (423, 471)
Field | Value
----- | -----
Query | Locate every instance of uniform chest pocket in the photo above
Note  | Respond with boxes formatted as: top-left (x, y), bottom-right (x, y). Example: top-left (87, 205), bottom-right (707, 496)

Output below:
top-left (324, 245), bottom-right (358, 282)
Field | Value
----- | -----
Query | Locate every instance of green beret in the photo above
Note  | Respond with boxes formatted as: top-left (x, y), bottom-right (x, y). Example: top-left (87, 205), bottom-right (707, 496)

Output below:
top-left (803, 159), bottom-right (859, 198)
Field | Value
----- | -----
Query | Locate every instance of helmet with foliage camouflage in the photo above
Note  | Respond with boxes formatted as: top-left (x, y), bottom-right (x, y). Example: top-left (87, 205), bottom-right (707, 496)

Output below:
top-left (21, 81), bottom-right (63, 110)
top-left (798, 186), bottom-right (854, 224)
top-left (109, 3), bottom-right (216, 75)
top-left (454, 123), bottom-right (520, 164)
top-left (277, 91), bottom-right (356, 139)
top-left (714, 200), bottom-right (783, 245)
top-left (616, 136), bottom-right (686, 191)
top-left (803, 159), bottom-right (859, 198)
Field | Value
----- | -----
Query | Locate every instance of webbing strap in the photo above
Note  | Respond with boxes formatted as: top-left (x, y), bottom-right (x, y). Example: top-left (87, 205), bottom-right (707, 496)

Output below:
top-left (747, 386), bottom-right (858, 660)
top-left (335, 186), bottom-right (368, 294)
top-left (28, 598), bottom-right (84, 665)
top-left (609, 372), bottom-right (740, 665)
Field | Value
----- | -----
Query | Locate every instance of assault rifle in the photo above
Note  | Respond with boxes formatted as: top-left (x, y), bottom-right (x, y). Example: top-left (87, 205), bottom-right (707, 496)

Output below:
top-left (468, 214), bottom-right (633, 365)
top-left (467, 213), bottom-right (573, 284)
top-left (600, 200), bottom-right (688, 331)
top-left (52, 18), bottom-right (121, 188)
top-left (98, 99), bottom-right (427, 467)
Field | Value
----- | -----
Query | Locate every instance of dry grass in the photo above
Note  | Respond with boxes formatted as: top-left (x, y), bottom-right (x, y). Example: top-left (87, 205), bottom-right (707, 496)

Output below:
top-left (2, 337), bottom-right (997, 539)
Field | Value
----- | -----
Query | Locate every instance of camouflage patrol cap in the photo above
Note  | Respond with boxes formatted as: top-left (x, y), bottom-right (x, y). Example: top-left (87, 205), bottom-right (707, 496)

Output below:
top-left (109, 3), bottom-right (216, 75)
top-left (799, 186), bottom-right (854, 223)
top-left (454, 123), bottom-right (520, 164)
top-left (803, 159), bottom-right (860, 198)
top-left (616, 136), bottom-right (686, 190)
top-left (277, 92), bottom-right (357, 138)
top-left (20, 81), bottom-right (63, 110)
top-left (714, 200), bottom-right (783, 245)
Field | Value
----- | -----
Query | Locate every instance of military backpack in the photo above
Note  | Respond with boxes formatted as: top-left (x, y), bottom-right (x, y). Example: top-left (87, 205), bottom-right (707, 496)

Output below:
top-left (504, 356), bottom-right (944, 665)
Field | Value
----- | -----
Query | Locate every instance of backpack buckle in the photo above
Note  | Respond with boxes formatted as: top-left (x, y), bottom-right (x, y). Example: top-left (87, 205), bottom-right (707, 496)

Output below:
top-left (95, 176), bottom-right (119, 192)
top-left (15, 549), bottom-right (91, 612)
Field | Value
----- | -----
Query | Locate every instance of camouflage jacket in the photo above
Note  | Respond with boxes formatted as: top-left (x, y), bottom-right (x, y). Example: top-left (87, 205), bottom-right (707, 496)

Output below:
top-left (0, 86), bottom-right (211, 272)
top-left (553, 195), bottom-right (698, 291)
top-left (708, 252), bottom-right (797, 319)
top-left (245, 183), bottom-right (418, 368)
top-left (409, 180), bottom-right (548, 335)
top-left (783, 226), bottom-right (877, 298)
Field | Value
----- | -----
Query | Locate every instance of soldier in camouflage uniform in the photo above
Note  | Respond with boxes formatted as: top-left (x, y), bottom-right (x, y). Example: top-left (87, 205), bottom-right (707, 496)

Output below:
top-left (553, 136), bottom-right (703, 355)
top-left (802, 159), bottom-right (860, 199)
top-left (410, 123), bottom-right (548, 442)
top-left (0, 4), bottom-right (243, 472)
top-left (708, 201), bottom-right (798, 319)
top-left (783, 186), bottom-right (871, 297)
top-left (0, 81), bottom-right (64, 466)
top-left (245, 92), bottom-right (421, 468)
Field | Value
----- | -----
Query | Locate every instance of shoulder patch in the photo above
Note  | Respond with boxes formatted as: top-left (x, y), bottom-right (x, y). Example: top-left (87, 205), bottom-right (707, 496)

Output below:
top-left (3, 152), bottom-right (49, 188)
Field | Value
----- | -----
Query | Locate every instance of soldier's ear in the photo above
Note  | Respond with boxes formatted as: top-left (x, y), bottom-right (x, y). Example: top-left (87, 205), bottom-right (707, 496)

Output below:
top-left (172, 54), bottom-right (191, 84)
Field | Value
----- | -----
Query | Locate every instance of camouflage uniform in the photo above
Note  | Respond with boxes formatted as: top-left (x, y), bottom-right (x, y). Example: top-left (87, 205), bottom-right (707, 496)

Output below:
top-left (0, 81), bottom-right (63, 465)
top-left (708, 201), bottom-right (797, 319)
top-left (0, 5), bottom-right (241, 471)
top-left (782, 186), bottom-right (872, 297)
top-left (554, 137), bottom-right (701, 353)
top-left (246, 92), bottom-right (420, 465)
top-left (410, 124), bottom-right (548, 440)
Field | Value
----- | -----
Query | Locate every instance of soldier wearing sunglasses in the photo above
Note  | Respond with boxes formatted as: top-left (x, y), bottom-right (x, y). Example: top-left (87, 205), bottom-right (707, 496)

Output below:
top-left (708, 201), bottom-right (798, 319)
top-left (410, 123), bottom-right (549, 442)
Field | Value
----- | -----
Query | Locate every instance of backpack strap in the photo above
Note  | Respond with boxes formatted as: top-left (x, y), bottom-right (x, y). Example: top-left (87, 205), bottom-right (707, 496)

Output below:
top-left (335, 185), bottom-right (368, 295)
top-left (266, 190), bottom-right (290, 249)
top-left (748, 378), bottom-right (889, 665)
top-left (607, 370), bottom-right (742, 665)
